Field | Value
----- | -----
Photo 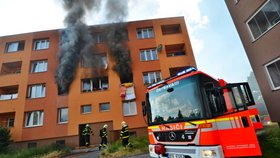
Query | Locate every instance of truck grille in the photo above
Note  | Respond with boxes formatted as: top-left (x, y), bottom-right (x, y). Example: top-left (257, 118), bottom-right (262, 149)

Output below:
top-left (153, 129), bottom-right (197, 142)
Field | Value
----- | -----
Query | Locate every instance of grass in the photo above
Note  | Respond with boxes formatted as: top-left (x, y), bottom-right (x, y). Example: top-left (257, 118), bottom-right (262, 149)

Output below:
top-left (100, 136), bottom-right (149, 158)
top-left (0, 144), bottom-right (71, 158)
top-left (253, 124), bottom-right (280, 158)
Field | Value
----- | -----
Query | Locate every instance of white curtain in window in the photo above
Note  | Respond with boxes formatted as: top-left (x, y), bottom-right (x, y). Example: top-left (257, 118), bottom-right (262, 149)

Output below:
top-left (30, 85), bottom-right (45, 98)
top-left (26, 111), bottom-right (43, 127)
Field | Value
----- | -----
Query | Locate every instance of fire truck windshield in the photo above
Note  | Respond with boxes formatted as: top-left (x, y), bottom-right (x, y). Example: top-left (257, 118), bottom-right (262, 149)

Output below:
top-left (147, 75), bottom-right (204, 125)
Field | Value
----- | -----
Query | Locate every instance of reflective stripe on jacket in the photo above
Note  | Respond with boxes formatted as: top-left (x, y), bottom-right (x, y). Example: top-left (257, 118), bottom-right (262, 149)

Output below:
top-left (120, 125), bottom-right (129, 139)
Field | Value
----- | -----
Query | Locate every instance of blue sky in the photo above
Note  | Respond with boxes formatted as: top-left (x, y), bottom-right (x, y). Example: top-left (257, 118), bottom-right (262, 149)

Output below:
top-left (0, 0), bottom-right (252, 83)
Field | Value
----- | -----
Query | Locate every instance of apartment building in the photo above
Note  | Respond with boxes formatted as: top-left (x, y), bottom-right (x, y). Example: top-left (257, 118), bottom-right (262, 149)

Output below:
top-left (0, 16), bottom-right (197, 148)
top-left (225, 0), bottom-right (280, 125)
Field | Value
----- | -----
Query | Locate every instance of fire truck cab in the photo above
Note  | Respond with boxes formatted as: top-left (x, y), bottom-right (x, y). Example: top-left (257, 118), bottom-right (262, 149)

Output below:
top-left (142, 67), bottom-right (263, 158)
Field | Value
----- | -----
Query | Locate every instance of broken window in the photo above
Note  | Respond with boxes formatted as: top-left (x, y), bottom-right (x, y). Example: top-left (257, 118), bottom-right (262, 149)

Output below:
top-left (5, 41), bottom-right (25, 53)
top-left (81, 76), bottom-right (109, 92)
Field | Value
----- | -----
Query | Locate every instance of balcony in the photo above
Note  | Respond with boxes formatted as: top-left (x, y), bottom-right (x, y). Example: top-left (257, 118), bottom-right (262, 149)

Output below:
top-left (1, 61), bottom-right (22, 75)
top-left (0, 85), bottom-right (19, 101)
top-left (165, 43), bottom-right (186, 57)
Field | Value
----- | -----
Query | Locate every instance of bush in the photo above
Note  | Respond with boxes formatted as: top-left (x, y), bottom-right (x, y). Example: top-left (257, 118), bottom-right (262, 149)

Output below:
top-left (0, 125), bottom-right (12, 153)
top-left (267, 126), bottom-right (280, 149)
top-left (101, 136), bottom-right (149, 157)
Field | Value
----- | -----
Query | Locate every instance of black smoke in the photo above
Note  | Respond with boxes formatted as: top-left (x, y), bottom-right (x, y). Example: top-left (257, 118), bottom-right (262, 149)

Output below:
top-left (56, 0), bottom-right (101, 95)
top-left (56, 0), bottom-right (131, 95)
top-left (104, 0), bottom-right (132, 83)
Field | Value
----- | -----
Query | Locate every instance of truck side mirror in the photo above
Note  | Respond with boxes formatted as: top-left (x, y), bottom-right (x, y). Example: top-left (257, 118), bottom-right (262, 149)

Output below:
top-left (142, 101), bottom-right (147, 116)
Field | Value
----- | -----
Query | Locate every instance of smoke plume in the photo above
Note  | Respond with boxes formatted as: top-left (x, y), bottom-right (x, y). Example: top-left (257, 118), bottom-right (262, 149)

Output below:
top-left (56, 0), bottom-right (131, 95)
top-left (104, 0), bottom-right (132, 83)
top-left (56, 0), bottom-right (101, 95)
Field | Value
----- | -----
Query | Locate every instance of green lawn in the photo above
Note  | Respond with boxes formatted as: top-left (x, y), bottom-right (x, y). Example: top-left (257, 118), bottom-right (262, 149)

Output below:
top-left (0, 144), bottom-right (70, 158)
top-left (253, 125), bottom-right (280, 158)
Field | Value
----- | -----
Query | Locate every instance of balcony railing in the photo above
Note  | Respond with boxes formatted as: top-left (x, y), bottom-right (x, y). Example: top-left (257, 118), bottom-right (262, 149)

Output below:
top-left (0, 93), bottom-right (18, 101)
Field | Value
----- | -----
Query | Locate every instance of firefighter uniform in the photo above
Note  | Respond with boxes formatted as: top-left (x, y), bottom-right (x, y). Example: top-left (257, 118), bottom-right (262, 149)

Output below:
top-left (82, 124), bottom-right (93, 147)
top-left (120, 121), bottom-right (130, 147)
top-left (99, 124), bottom-right (108, 150)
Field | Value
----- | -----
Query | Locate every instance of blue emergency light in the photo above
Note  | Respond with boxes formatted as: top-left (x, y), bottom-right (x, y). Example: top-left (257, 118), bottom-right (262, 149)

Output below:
top-left (176, 66), bottom-right (197, 76)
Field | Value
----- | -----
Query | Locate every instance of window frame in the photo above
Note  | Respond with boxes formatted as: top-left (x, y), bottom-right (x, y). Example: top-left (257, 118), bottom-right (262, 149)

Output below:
top-left (25, 110), bottom-right (44, 127)
top-left (123, 101), bottom-right (137, 116)
top-left (143, 71), bottom-right (162, 85)
top-left (27, 84), bottom-right (46, 99)
top-left (58, 107), bottom-right (68, 124)
top-left (137, 27), bottom-right (155, 39)
top-left (246, 0), bottom-right (280, 41)
top-left (264, 57), bottom-right (280, 90)
top-left (99, 102), bottom-right (110, 112)
top-left (33, 39), bottom-right (50, 50)
top-left (140, 48), bottom-right (158, 61)
top-left (30, 60), bottom-right (48, 73)
top-left (5, 41), bottom-right (25, 53)
top-left (7, 118), bottom-right (14, 128)
top-left (81, 76), bottom-right (109, 92)
top-left (81, 104), bottom-right (92, 114)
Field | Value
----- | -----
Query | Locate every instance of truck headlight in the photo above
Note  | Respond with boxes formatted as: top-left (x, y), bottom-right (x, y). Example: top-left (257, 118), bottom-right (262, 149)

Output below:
top-left (202, 150), bottom-right (217, 157)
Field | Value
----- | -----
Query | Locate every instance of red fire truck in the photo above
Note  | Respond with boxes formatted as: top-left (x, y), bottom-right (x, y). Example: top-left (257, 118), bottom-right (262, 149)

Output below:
top-left (142, 67), bottom-right (263, 158)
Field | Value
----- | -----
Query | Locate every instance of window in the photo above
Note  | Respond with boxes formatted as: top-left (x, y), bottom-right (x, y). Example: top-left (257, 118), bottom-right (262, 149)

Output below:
top-left (34, 39), bottom-right (49, 50)
top-left (94, 33), bottom-right (105, 43)
top-left (165, 43), bottom-right (186, 57)
top-left (123, 101), bottom-right (137, 116)
top-left (25, 111), bottom-right (44, 127)
top-left (143, 71), bottom-right (162, 85)
top-left (247, 0), bottom-right (280, 40)
top-left (7, 118), bottom-right (14, 128)
top-left (81, 104), bottom-right (92, 114)
top-left (161, 24), bottom-right (181, 35)
top-left (5, 41), bottom-right (25, 53)
top-left (140, 49), bottom-right (158, 61)
top-left (27, 84), bottom-right (46, 98)
top-left (81, 77), bottom-right (108, 92)
top-left (100, 102), bottom-right (110, 112)
top-left (30, 60), bottom-right (48, 73)
top-left (234, 0), bottom-right (240, 5)
top-left (58, 108), bottom-right (68, 123)
top-left (264, 57), bottom-right (280, 90)
top-left (81, 54), bottom-right (107, 69)
top-left (137, 27), bottom-right (154, 39)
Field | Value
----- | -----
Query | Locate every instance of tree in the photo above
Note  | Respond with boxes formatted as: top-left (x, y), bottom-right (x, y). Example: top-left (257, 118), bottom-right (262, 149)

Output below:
top-left (0, 125), bottom-right (12, 153)
top-left (247, 71), bottom-right (268, 116)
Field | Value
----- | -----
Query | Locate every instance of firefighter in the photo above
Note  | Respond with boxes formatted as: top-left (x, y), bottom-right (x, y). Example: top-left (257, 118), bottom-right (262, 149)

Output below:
top-left (82, 124), bottom-right (93, 147)
top-left (99, 124), bottom-right (108, 150)
top-left (120, 121), bottom-right (131, 147)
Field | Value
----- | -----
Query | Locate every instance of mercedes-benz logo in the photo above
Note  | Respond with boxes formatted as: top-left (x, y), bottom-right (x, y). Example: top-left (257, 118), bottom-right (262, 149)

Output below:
top-left (169, 132), bottom-right (176, 141)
